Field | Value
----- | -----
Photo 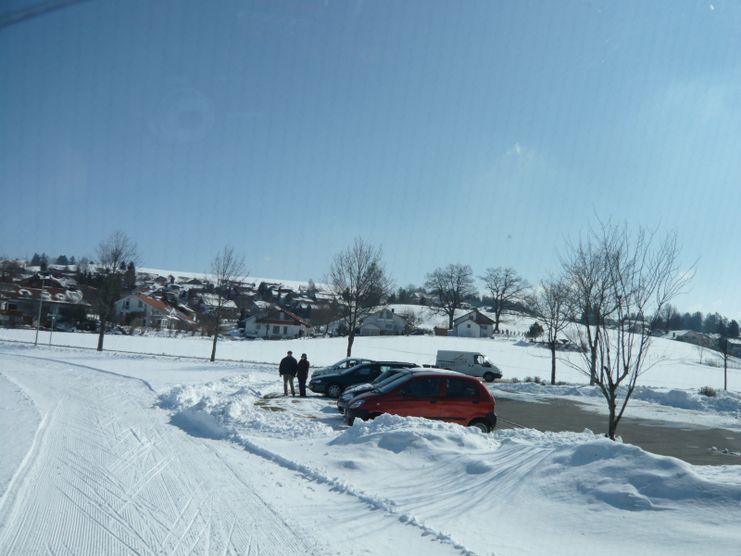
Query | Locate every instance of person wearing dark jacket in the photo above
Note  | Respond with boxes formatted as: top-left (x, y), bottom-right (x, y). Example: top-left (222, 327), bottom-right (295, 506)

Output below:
top-left (296, 353), bottom-right (310, 397)
top-left (279, 351), bottom-right (298, 396)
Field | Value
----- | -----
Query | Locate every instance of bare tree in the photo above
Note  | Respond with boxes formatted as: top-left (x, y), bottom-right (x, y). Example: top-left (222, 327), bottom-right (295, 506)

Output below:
top-left (94, 231), bottom-right (138, 351)
top-left (696, 342), bottom-right (705, 365)
top-left (425, 264), bottom-right (477, 330)
top-left (209, 246), bottom-right (246, 362)
top-left (481, 267), bottom-right (530, 332)
top-left (328, 238), bottom-right (392, 356)
top-left (561, 236), bottom-right (615, 385)
top-left (530, 277), bottom-right (570, 385)
top-left (564, 223), bottom-right (691, 439)
top-left (718, 336), bottom-right (731, 391)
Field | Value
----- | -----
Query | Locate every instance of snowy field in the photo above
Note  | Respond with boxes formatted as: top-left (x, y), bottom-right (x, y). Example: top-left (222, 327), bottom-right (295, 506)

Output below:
top-left (1, 331), bottom-right (741, 555)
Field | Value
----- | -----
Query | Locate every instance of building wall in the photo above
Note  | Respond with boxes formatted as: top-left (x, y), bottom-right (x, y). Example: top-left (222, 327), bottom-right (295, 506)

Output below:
top-left (244, 318), bottom-right (305, 339)
top-left (454, 320), bottom-right (481, 338)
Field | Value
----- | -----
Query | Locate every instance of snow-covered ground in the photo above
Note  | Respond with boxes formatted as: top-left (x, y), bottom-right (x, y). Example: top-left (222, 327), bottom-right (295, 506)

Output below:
top-left (1, 332), bottom-right (740, 555)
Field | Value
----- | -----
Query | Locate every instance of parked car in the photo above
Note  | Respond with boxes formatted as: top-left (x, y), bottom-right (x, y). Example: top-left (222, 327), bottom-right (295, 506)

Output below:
top-left (344, 370), bottom-right (497, 432)
top-left (310, 357), bottom-right (375, 379)
top-left (337, 368), bottom-right (416, 414)
top-left (336, 367), bottom-right (451, 414)
top-left (435, 350), bottom-right (502, 382)
top-left (309, 360), bottom-right (417, 398)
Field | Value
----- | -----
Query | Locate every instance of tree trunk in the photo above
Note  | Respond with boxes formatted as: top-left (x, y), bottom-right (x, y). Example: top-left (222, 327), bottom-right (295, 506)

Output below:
top-left (607, 396), bottom-right (617, 440)
top-left (550, 343), bottom-right (557, 385)
top-left (589, 348), bottom-right (597, 385)
top-left (588, 328), bottom-right (600, 385)
top-left (97, 318), bottom-right (106, 351)
top-left (448, 312), bottom-right (454, 331)
top-left (210, 315), bottom-right (220, 362)
top-left (346, 331), bottom-right (355, 357)
top-left (494, 308), bottom-right (501, 333)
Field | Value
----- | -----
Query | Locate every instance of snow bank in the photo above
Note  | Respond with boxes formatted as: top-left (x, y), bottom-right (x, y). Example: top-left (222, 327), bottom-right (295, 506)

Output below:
top-left (159, 375), bottom-right (334, 439)
top-left (539, 434), bottom-right (741, 510)
top-left (331, 413), bottom-right (492, 454)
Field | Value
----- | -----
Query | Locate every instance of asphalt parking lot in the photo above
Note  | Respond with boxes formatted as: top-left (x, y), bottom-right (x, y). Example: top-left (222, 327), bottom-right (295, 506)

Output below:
top-left (494, 394), bottom-right (741, 466)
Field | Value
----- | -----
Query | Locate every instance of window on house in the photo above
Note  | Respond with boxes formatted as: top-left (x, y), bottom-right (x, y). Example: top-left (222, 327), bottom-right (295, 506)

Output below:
top-left (273, 325), bottom-right (279, 334)
top-left (283, 326), bottom-right (287, 334)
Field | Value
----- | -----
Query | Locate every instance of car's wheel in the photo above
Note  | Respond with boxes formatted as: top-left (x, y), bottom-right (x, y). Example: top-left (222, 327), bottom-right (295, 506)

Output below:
top-left (483, 372), bottom-right (496, 383)
top-left (469, 419), bottom-right (490, 433)
top-left (327, 384), bottom-right (343, 398)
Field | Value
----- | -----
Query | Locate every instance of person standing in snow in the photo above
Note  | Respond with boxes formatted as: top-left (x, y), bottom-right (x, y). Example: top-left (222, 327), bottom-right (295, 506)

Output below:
top-left (296, 353), bottom-right (310, 397)
top-left (279, 350), bottom-right (298, 396)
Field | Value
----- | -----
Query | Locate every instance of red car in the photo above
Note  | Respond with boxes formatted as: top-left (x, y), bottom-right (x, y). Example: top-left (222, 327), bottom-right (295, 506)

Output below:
top-left (343, 370), bottom-right (497, 432)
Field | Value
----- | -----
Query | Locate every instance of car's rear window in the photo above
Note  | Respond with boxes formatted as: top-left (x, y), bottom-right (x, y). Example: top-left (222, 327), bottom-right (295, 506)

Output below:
top-left (445, 378), bottom-right (479, 398)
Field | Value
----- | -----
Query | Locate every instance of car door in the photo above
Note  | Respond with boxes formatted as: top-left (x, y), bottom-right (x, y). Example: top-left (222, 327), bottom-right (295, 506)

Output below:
top-left (388, 376), bottom-right (443, 419)
top-left (438, 377), bottom-right (483, 424)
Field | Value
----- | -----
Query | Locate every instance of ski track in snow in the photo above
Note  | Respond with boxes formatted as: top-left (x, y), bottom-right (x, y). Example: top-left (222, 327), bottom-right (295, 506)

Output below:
top-left (0, 351), bottom-right (464, 556)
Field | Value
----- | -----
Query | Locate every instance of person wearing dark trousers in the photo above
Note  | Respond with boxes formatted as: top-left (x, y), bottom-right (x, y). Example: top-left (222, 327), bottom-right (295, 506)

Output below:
top-left (279, 350), bottom-right (298, 396)
top-left (296, 353), bottom-right (310, 397)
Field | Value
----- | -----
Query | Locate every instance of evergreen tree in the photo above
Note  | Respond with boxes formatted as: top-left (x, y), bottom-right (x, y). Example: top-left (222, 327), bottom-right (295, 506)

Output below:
top-left (526, 321), bottom-right (544, 339)
top-left (688, 311), bottom-right (703, 332)
top-left (728, 320), bottom-right (740, 339)
top-left (30, 253), bottom-right (42, 266)
top-left (703, 313), bottom-right (722, 334)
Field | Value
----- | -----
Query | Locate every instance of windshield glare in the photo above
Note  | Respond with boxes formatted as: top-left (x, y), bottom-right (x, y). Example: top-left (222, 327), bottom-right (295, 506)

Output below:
top-left (375, 373), bottom-right (413, 394)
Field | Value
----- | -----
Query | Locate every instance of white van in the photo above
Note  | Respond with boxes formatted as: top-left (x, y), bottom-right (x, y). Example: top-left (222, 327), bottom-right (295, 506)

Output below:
top-left (435, 350), bottom-right (502, 382)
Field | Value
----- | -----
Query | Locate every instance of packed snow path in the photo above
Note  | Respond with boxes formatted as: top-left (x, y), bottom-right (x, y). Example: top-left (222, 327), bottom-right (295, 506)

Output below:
top-left (0, 352), bottom-right (460, 556)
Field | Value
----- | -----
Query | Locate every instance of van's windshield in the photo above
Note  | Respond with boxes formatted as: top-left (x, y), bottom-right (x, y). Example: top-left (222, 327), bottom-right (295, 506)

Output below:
top-left (475, 354), bottom-right (492, 367)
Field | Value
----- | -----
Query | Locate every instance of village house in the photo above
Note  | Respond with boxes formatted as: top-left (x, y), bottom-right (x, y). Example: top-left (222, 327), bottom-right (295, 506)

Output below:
top-left (452, 309), bottom-right (495, 338)
top-left (114, 293), bottom-right (196, 330)
top-left (191, 292), bottom-right (240, 319)
top-left (0, 281), bottom-right (89, 328)
top-left (359, 308), bottom-right (408, 336)
top-left (243, 305), bottom-right (311, 339)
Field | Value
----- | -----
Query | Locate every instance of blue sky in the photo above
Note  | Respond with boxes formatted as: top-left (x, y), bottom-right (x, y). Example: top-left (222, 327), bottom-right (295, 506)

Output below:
top-left (1, 0), bottom-right (740, 317)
